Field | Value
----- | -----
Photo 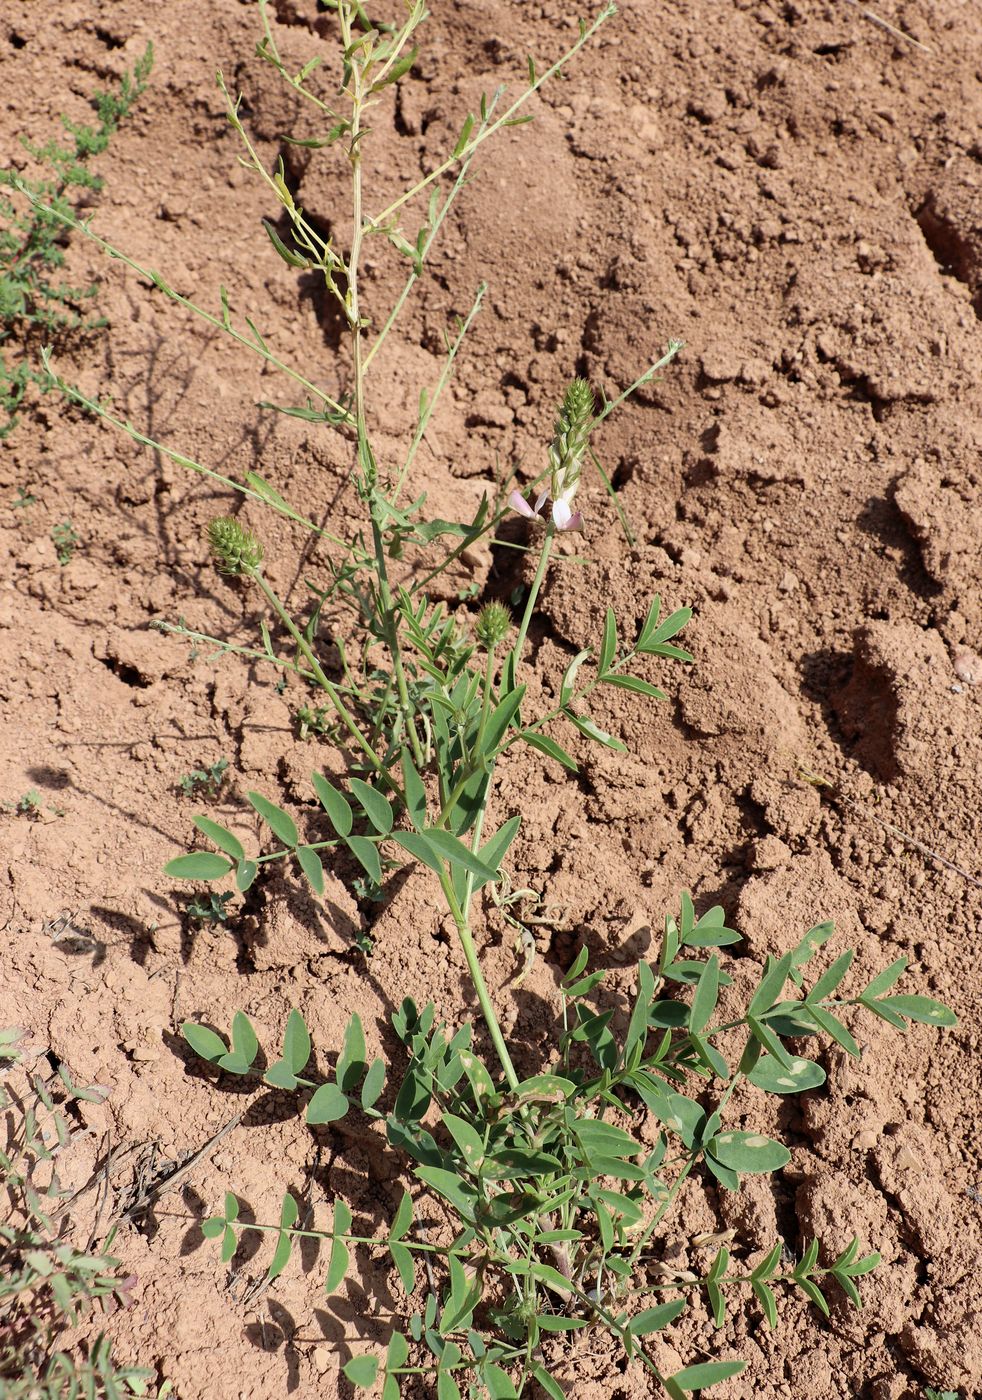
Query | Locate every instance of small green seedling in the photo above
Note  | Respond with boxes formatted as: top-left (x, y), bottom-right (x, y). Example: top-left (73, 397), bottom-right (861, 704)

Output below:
top-left (11, 485), bottom-right (37, 510)
top-left (178, 758), bottom-right (229, 799)
top-left (186, 891), bottom-right (235, 925)
top-left (50, 519), bottom-right (79, 566)
top-left (3, 790), bottom-right (43, 818)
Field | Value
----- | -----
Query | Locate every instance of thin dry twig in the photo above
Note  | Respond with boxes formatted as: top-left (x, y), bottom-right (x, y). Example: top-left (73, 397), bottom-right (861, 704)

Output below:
top-left (842, 0), bottom-right (931, 54)
top-left (799, 767), bottom-right (982, 891)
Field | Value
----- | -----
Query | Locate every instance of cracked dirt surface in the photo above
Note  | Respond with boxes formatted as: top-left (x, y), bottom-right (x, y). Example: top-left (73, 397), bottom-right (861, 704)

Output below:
top-left (1, 1), bottom-right (981, 1396)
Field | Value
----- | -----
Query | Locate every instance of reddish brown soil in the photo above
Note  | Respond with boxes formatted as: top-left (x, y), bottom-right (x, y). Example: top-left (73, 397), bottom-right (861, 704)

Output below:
top-left (2, 1), bottom-right (981, 1397)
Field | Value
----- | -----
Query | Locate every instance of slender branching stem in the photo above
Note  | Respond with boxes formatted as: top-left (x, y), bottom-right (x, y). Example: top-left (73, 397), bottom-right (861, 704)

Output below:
top-left (511, 526), bottom-right (556, 673)
top-left (251, 568), bottom-right (404, 801)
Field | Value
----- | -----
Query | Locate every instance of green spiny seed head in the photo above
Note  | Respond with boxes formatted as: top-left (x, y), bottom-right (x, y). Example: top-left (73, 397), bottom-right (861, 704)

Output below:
top-left (207, 517), bottom-right (264, 576)
top-left (549, 377), bottom-right (595, 499)
top-left (475, 601), bottom-right (512, 650)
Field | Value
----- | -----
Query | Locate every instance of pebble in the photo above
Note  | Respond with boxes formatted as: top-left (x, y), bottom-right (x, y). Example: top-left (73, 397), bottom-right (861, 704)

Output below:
top-left (312, 1347), bottom-right (330, 1375)
top-left (952, 646), bottom-right (981, 685)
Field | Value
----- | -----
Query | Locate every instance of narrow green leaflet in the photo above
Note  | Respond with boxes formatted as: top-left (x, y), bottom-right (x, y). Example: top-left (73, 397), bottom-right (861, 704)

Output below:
top-left (477, 815), bottom-right (521, 883)
top-left (336, 1014), bottom-right (367, 1091)
top-left (747, 1054), bottom-right (825, 1095)
top-left (283, 1009), bottom-right (311, 1074)
top-left (806, 949), bottom-right (854, 1003)
top-left (402, 751), bottom-right (427, 829)
top-left (709, 1131), bottom-right (790, 1174)
top-left (531, 1365), bottom-right (566, 1399)
top-left (860, 956), bottom-right (908, 1000)
top-left (350, 777), bottom-right (394, 835)
top-left (296, 844), bottom-right (325, 896)
top-left (326, 1200), bottom-right (352, 1293)
top-left (312, 772), bottom-right (353, 836)
top-left (689, 954), bottom-right (719, 1034)
top-left (165, 852), bottom-right (233, 881)
top-left (478, 685), bottom-right (527, 759)
top-left (628, 1298), bottom-right (686, 1336)
top-left (877, 995), bottom-right (956, 1026)
top-left (347, 834), bottom-right (383, 884)
top-left (598, 607), bottom-right (617, 674)
top-left (390, 1240), bottom-right (414, 1295)
top-left (600, 673), bottom-right (666, 699)
top-left (565, 712), bottom-right (627, 753)
top-left (383, 1332), bottom-right (410, 1400)
top-left (191, 815), bottom-right (244, 862)
top-left (361, 1057), bottom-right (386, 1109)
top-left (521, 730), bottom-right (579, 770)
top-left (803, 1002), bottom-right (860, 1057)
top-left (393, 829), bottom-right (497, 884)
top-left (266, 1192), bottom-right (298, 1283)
top-left (669, 1360), bottom-right (745, 1390)
top-left (247, 790), bottom-right (298, 848)
top-left (747, 953), bottom-right (793, 1018)
top-left (752, 1278), bottom-right (778, 1327)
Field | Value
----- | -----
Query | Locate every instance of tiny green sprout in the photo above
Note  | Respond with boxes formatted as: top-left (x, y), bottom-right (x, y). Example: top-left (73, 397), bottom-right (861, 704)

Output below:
top-left (296, 703), bottom-right (333, 741)
top-left (178, 758), bottom-right (229, 798)
top-left (11, 485), bottom-right (37, 510)
top-left (3, 789), bottom-right (44, 817)
top-left (475, 600), bottom-right (511, 651)
top-left (187, 891), bottom-right (235, 925)
top-left (207, 517), bottom-right (264, 576)
top-left (51, 519), bottom-right (79, 565)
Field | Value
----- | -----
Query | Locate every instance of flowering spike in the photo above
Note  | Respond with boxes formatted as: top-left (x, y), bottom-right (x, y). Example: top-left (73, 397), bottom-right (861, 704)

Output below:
top-left (475, 601), bottom-right (511, 650)
top-left (207, 517), bottom-right (264, 576)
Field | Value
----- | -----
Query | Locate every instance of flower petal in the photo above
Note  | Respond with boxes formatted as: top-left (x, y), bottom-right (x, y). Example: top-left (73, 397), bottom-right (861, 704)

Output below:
top-left (552, 497), bottom-right (572, 529)
top-left (508, 489), bottom-right (537, 519)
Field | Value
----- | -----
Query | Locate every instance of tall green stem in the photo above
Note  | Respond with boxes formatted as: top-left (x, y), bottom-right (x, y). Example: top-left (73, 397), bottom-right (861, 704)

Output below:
top-left (439, 871), bottom-right (519, 1091)
top-left (511, 526), bottom-right (556, 674)
top-left (251, 570), bottom-right (403, 802)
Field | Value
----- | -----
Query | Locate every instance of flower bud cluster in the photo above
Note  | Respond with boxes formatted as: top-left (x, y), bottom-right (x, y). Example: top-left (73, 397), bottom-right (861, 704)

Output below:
top-left (547, 377), bottom-right (595, 509)
top-left (207, 517), bottom-right (264, 576)
top-left (475, 601), bottom-right (511, 651)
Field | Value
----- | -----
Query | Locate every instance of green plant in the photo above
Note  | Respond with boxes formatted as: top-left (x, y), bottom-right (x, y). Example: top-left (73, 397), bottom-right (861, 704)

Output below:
top-left (4, 790), bottom-right (42, 818)
top-left (0, 1030), bottom-right (153, 1397)
top-left (177, 758), bottom-right (229, 800)
top-left (0, 46), bottom-right (152, 438)
top-left (51, 518), bottom-right (80, 566)
top-left (183, 906), bottom-right (953, 1397)
top-left (924, 1389), bottom-right (960, 1400)
top-left (186, 890), bottom-right (235, 925)
top-left (11, 485), bottom-right (38, 511)
top-left (19, 1), bottom-right (955, 1393)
